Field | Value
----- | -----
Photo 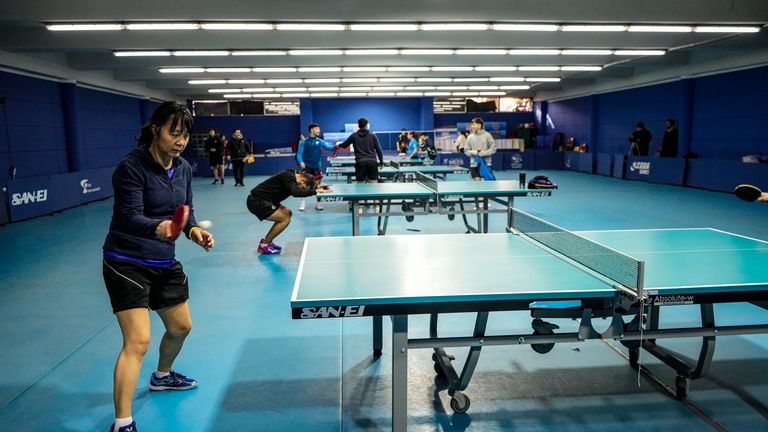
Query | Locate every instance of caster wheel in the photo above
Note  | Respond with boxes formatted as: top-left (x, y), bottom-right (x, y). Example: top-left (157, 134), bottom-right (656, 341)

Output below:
top-left (620, 316), bottom-right (643, 350)
top-left (531, 329), bottom-right (555, 354)
top-left (449, 392), bottom-right (470, 413)
top-left (448, 207), bottom-right (455, 221)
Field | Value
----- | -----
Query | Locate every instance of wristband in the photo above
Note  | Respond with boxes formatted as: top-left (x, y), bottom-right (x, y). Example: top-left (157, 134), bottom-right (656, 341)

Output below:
top-left (187, 226), bottom-right (202, 239)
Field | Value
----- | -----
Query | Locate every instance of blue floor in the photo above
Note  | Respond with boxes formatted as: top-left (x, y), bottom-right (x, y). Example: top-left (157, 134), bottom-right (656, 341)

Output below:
top-left (0, 170), bottom-right (767, 431)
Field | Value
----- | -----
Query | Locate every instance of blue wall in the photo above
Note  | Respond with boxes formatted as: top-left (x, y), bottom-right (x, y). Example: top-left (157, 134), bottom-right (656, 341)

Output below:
top-left (192, 115), bottom-right (301, 153)
top-left (300, 97), bottom-right (434, 133)
top-left (77, 87), bottom-right (143, 169)
top-left (434, 111), bottom-right (534, 131)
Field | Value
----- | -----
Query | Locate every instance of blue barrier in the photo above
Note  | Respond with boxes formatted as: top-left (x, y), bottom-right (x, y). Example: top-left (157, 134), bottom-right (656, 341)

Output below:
top-left (0, 188), bottom-right (8, 225)
top-left (7, 177), bottom-right (53, 221)
top-left (687, 159), bottom-right (768, 192)
top-left (564, 152), bottom-right (594, 173)
top-left (612, 155), bottom-right (625, 179)
top-left (534, 152), bottom-right (566, 170)
top-left (625, 156), bottom-right (686, 185)
top-left (596, 153), bottom-right (613, 176)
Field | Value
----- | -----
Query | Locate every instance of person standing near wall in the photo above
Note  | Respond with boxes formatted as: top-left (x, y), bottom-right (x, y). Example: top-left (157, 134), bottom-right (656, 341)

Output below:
top-left (296, 123), bottom-right (336, 211)
top-left (658, 119), bottom-right (679, 157)
top-left (228, 129), bottom-right (252, 187)
top-left (203, 128), bottom-right (225, 184)
top-left (628, 122), bottom-right (652, 156)
top-left (337, 117), bottom-right (384, 183)
top-left (464, 117), bottom-right (497, 181)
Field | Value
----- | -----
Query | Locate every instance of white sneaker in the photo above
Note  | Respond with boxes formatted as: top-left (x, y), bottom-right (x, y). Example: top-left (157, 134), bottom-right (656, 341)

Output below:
top-left (315, 203), bottom-right (324, 211)
top-left (298, 199), bottom-right (306, 211)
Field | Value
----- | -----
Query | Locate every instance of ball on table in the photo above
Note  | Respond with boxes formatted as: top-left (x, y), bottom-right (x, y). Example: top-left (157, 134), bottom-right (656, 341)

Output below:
top-left (198, 220), bottom-right (213, 229)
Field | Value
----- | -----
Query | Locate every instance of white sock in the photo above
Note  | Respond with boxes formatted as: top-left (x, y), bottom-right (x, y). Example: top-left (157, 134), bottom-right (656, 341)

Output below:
top-left (154, 370), bottom-right (170, 378)
top-left (114, 417), bottom-right (133, 431)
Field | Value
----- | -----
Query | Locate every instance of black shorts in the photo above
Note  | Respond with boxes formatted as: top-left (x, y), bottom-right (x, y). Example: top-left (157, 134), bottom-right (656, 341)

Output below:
top-left (247, 195), bottom-right (278, 221)
top-left (103, 259), bottom-right (189, 314)
top-left (209, 155), bottom-right (223, 166)
top-left (469, 167), bottom-right (482, 179)
top-left (355, 160), bottom-right (379, 182)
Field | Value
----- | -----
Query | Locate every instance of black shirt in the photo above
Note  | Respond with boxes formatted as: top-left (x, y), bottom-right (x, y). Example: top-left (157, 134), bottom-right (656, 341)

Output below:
top-left (249, 170), bottom-right (315, 204)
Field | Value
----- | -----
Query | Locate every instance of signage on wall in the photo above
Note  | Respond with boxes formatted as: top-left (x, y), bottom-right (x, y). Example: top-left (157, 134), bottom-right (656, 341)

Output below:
top-left (629, 161), bottom-right (651, 176)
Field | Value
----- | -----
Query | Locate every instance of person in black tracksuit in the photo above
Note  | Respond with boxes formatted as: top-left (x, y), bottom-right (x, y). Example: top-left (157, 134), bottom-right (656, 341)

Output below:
top-left (227, 129), bottom-right (252, 186)
top-left (337, 117), bottom-right (385, 182)
top-left (246, 169), bottom-right (330, 254)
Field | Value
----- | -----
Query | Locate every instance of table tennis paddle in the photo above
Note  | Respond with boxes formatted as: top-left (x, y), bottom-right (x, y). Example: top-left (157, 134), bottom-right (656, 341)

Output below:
top-left (168, 204), bottom-right (189, 241)
top-left (734, 184), bottom-right (762, 202)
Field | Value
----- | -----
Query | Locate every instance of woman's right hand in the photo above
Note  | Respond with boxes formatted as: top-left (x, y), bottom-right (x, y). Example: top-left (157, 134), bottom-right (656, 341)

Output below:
top-left (155, 220), bottom-right (172, 241)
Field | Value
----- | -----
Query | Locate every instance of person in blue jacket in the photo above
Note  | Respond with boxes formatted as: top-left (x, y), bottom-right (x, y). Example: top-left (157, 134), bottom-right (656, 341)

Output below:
top-left (102, 102), bottom-right (214, 432)
top-left (296, 123), bottom-right (336, 211)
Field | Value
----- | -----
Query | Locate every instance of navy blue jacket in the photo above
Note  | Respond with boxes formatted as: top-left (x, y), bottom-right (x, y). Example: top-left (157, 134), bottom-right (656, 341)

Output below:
top-left (103, 147), bottom-right (198, 260)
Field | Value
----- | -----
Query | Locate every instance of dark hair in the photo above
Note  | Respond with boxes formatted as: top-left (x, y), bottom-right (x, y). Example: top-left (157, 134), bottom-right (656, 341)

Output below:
top-left (232, 128), bottom-right (241, 134)
top-left (666, 118), bottom-right (676, 126)
top-left (470, 117), bottom-right (484, 127)
top-left (419, 132), bottom-right (428, 137)
top-left (137, 102), bottom-right (193, 148)
top-left (208, 128), bottom-right (215, 132)
top-left (298, 172), bottom-right (316, 190)
top-left (636, 122), bottom-right (645, 128)
top-left (357, 117), bottom-right (368, 129)
top-left (308, 123), bottom-right (320, 132)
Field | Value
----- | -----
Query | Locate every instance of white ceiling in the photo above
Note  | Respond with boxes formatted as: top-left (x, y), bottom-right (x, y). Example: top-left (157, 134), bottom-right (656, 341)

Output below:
top-left (1, 0), bottom-right (767, 102)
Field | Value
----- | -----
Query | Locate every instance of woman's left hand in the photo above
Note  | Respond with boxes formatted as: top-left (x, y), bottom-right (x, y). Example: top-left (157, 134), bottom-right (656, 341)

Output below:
top-left (191, 228), bottom-right (215, 251)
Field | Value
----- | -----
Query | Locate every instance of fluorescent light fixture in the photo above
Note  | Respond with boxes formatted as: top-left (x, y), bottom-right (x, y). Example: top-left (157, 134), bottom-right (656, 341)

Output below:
top-left (479, 92), bottom-right (507, 96)
top-left (189, 79), bottom-right (226, 84)
top-left (308, 87), bottom-right (340, 91)
top-left (421, 23), bottom-right (489, 31)
top-left (468, 86), bottom-right (499, 90)
top-left (276, 24), bottom-right (345, 31)
top-left (232, 50), bottom-right (286, 56)
top-left (373, 86), bottom-right (405, 91)
top-left (223, 94), bottom-right (247, 98)
top-left (388, 66), bottom-right (430, 72)
top-left (345, 49), bottom-right (400, 55)
top-left (508, 49), bottom-right (561, 55)
top-left (475, 66), bottom-right (518, 71)
top-left (338, 93), bottom-right (367, 97)
top-left (561, 25), bottom-right (626, 32)
top-left (525, 77), bottom-right (561, 82)
top-left (251, 94), bottom-right (279, 98)
top-left (126, 23), bottom-right (200, 30)
top-left (438, 86), bottom-right (467, 90)
top-left (694, 26), bottom-right (760, 33)
top-left (628, 25), bottom-right (692, 32)
top-left (406, 86), bottom-right (437, 90)
top-left (265, 79), bottom-right (302, 84)
top-left (491, 24), bottom-right (559, 32)
top-left (205, 68), bottom-right (251, 73)
top-left (425, 92), bottom-right (451, 96)
top-left (401, 49), bottom-right (454, 55)
top-left (114, 51), bottom-right (172, 57)
top-left (431, 66), bottom-right (474, 71)
top-left (282, 93), bottom-right (311, 97)
top-left (499, 85), bottom-right (531, 89)
top-left (455, 49), bottom-right (508, 55)
top-left (288, 50), bottom-right (344, 56)
top-left (613, 50), bottom-right (665, 56)
top-left (275, 87), bottom-right (307, 92)
top-left (396, 92), bottom-right (424, 96)
top-left (380, 77), bottom-right (416, 82)
top-left (298, 67), bottom-right (342, 72)
top-left (208, 89), bottom-right (239, 93)
top-left (174, 50), bottom-right (230, 56)
top-left (451, 92), bottom-right (479, 96)
top-left (201, 23), bottom-right (273, 30)
top-left (343, 67), bottom-right (387, 72)
top-left (342, 78), bottom-right (378, 82)
top-left (310, 93), bottom-right (339, 97)
top-left (488, 77), bottom-right (524, 81)
top-left (349, 24), bottom-right (419, 31)
top-left (368, 92), bottom-right (396, 96)
top-left (561, 65), bottom-right (602, 71)
top-left (518, 66), bottom-right (561, 71)
top-left (159, 68), bottom-right (205, 73)
top-left (561, 49), bottom-right (613, 55)
top-left (228, 79), bottom-right (266, 84)
top-left (340, 87), bottom-right (373, 91)
top-left (305, 78), bottom-right (341, 83)
top-left (416, 77), bottom-right (452, 82)
top-left (252, 67), bottom-right (297, 72)
top-left (454, 77), bottom-right (487, 82)
top-left (241, 88), bottom-right (274, 92)
top-left (47, 24), bottom-right (123, 31)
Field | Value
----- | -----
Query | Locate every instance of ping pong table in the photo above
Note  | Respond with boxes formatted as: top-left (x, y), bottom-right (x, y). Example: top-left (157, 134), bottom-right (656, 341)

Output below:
top-left (317, 172), bottom-right (552, 235)
top-left (328, 156), bottom-right (425, 167)
top-left (325, 162), bottom-right (468, 183)
top-left (291, 209), bottom-right (768, 431)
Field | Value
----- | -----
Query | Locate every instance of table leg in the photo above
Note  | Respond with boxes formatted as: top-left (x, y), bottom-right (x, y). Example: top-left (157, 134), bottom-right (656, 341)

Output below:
top-left (391, 315), bottom-right (408, 432)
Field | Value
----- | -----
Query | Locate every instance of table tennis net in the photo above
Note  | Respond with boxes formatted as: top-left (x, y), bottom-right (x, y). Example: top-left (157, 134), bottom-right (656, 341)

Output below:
top-left (511, 208), bottom-right (643, 292)
top-left (415, 172), bottom-right (438, 192)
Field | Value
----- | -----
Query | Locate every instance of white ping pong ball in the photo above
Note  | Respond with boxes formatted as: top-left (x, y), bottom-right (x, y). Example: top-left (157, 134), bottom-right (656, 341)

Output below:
top-left (198, 220), bottom-right (213, 229)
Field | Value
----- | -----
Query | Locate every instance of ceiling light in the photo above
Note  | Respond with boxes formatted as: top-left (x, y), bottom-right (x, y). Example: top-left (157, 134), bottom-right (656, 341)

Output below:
top-left (310, 93), bottom-right (339, 97)
top-left (368, 92), bottom-right (396, 96)
top-left (47, 24), bottom-right (123, 31)
top-left (561, 25), bottom-right (626, 32)
top-left (298, 67), bottom-right (342, 72)
top-left (406, 86), bottom-right (437, 90)
top-left (338, 93), bottom-right (367, 97)
top-left (343, 67), bottom-right (387, 72)
top-left (342, 78), bottom-right (378, 82)
top-left (561, 66), bottom-right (602, 71)
top-left (525, 77), bottom-right (561, 82)
top-left (561, 50), bottom-right (613, 55)
top-left (251, 94), bottom-right (279, 98)
top-left (499, 85), bottom-right (531, 90)
top-left (201, 23), bottom-right (273, 30)
top-left (455, 49), bottom-right (508, 55)
top-left (205, 68), bottom-right (251, 73)
top-left (266, 79), bottom-right (303, 83)
top-left (425, 92), bottom-right (451, 96)
top-left (126, 23), bottom-right (200, 30)
top-left (241, 88), bottom-right (274, 92)
top-left (475, 66), bottom-right (518, 71)
top-left (388, 67), bottom-right (430, 72)
top-left (288, 50), bottom-right (344, 56)
top-left (397, 92), bottom-right (424, 96)
top-left (174, 50), bottom-right (229, 56)
top-left (374, 86), bottom-right (405, 91)
top-left (401, 49), bottom-right (454, 55)
top-left (114, 51), bottom-right (172, 57)
top-left (491, 24), bottom-right (559, 31)
top-left (349, 24), bottom-right (419, 31)
top-left (275, 87), bottom-right (307, 92)
top-left (340, 87), bottom-right (373, 91)
top-left (228, 79), bottom-right (266, 84)
top-left (159, 68), bottom-right (205, 73)
top-left (252, 67), bottom-right (297, 72)
top-left (416, 77), bottom-right (452, 82)
top-left (479, 92), bottom-right (507, 96)
top-left (208, 89), bottom-right (239, 93)
top-left (488, 77), bottom-right (524, 81)
top-left (451, 92), bottom-right (479, 96)
top-left (694, 26), bottom-right (760, 33)
top-left (438, 86), bottom-right (467, 90)
top-left (454, 77), bottom-right (487, 82)
top-left (518, 66), bottom-right (561, 71)
top-left (308, 87), bottom-right (340, 91)
top-left (223, 94), bottom-right (247, 98)
top-left (189, 79), bottom-right (226, 84)
top-left (281, 93), bottom-right (310, 98)
top-left (627, 25), bottom-right (692, 32)
top-left (305, 78), bottom-right (341, 83)
top-left (421, 23), bottom-right (489, 31)
top-left (431, 66), bottom-right (474, 71)
top-left (508, 49), bottom-right (561, 55)
top-left (232, 51), bottom-right (287, 56)
top-left (276, 24), bottom-right (345, 31)
top-left (380, 77), bottom-right (416, 82)
top-left (613, 50), bottom-right (665, 56)
top-left (468, 86), bottom-right (499, 90)
top-left (345, 49), bottom-right (400, 55)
